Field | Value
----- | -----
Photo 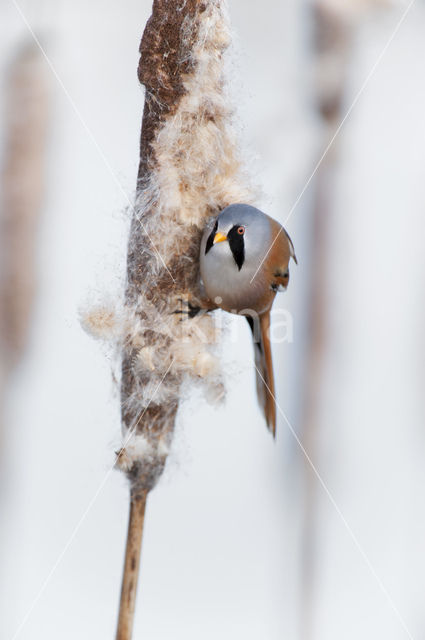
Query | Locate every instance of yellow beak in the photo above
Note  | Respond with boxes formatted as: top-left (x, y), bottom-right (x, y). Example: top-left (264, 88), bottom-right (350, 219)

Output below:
top-left (213, 231), bottom-right (227, 244)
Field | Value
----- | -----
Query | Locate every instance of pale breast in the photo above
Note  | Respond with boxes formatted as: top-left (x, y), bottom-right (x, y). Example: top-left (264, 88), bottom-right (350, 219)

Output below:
top-left (200, 241), bottom-right (275, 314)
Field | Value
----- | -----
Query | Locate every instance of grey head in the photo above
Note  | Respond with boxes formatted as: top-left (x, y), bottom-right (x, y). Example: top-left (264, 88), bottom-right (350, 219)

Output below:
top-left (199, 204), bottom-right (276, 311)
top-left (202, 204), bottom-right (273, 269)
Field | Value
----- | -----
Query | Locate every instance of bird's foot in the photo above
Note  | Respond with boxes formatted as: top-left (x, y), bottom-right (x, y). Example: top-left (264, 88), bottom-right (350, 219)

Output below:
top-left (173, 298), bottom-right (203, 319)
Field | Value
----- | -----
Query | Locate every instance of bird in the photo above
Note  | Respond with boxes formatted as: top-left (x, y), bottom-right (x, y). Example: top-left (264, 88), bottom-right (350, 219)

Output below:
top-left (199, 203), bottom-right (297, 437)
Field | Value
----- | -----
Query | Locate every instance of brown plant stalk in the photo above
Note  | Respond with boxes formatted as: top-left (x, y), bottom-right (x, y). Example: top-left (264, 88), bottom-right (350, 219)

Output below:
top-left (300, 2), bottom-right (390, 638)
top-left (116, 490), bottom-right (147, 640)
top-left (110, 1), bottom-right (253, 637)
top-left (0, 43), bottom-right (48, 443)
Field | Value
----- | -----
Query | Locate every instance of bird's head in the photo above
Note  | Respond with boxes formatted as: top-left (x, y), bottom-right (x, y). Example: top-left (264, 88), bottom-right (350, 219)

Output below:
top-left (203, 203), bottom-right (272, 271)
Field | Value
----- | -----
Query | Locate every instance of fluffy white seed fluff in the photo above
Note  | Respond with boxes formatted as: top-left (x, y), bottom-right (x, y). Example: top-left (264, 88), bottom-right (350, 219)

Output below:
top-left (83, 1), bottom-right (253, 475)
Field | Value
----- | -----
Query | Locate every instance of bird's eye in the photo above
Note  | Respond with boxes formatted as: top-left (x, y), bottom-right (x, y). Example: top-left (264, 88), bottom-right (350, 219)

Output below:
top-left (237, 226), bottom-right (245, 235)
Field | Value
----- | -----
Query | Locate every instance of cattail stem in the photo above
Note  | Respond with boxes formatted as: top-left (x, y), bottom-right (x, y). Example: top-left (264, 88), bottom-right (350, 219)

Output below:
top-left (111, 1), bottom-right (245, 637)
top-left (115, 490), bottom-right (148, 640)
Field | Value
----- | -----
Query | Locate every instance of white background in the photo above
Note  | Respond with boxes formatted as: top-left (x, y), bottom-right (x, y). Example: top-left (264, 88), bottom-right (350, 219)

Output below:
top-left (1, 1), bottom-right (425, 639)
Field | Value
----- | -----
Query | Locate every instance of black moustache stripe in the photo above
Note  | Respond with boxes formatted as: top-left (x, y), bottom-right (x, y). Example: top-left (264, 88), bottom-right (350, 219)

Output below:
top-left (227, 225), bottom-right (245, 270)
top-left (205, 219), bottom-right (218, 254)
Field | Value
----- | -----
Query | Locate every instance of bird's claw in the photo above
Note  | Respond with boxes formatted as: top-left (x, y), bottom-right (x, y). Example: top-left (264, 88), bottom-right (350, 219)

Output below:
top-left (173, 298), bottom-right (203, 319)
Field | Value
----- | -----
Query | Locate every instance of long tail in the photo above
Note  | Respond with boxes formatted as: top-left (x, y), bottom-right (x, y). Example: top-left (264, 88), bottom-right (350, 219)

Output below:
top-left (246, 312), bottom-right (276, 437)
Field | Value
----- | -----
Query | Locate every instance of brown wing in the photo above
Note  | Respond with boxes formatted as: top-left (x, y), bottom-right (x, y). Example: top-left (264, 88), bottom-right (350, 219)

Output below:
top-left (245, 220), bottom-right (295, 436)
top-left (246, 311), bottom-right (276, 436)
top-left (267, 220), bottom-right (297, 291)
